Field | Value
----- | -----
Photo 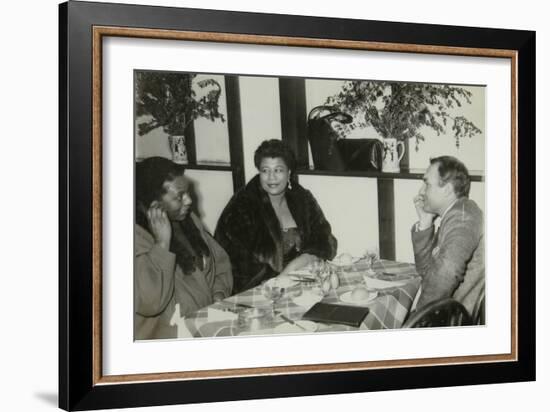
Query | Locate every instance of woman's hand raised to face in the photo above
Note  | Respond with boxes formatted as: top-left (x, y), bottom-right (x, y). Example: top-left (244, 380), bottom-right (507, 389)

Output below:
top-left (147, 201), bottom-right (172, 250)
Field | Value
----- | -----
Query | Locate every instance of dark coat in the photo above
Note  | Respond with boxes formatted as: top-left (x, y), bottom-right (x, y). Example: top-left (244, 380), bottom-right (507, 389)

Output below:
top-left (215, 175), bottom-right (337, 293)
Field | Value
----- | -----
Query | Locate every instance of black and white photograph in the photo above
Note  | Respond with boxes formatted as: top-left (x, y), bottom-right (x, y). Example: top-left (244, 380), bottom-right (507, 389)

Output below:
top-left (46, 1), bottom-right (539, 411)
top-left (134, 70), bottom-right (486, 340)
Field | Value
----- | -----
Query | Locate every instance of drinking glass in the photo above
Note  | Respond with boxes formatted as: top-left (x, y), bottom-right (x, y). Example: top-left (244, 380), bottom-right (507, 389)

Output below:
top-left (262, 280), bottom-right (285, 315)
top-left (364, 247), bottom-right (380, 270)
top-left (310, 258), bottom-right (323, 277)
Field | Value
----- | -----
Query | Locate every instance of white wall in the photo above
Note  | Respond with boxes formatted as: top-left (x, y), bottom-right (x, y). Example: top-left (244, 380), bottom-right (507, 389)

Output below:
top-left (239, 76), bottom-right (283, 182)
top-left (193, 74), bottom-right (231, 164)
top-left (300, 175), bottom-right (379, 256)
top-left (4, 1), bottom-right (545, 412)
top-left (408, 86), bottom-right (485, 172)
top-left (135, 115), bottom-right (173, 159)
top-left (184, 170), bottom-right (234, 233)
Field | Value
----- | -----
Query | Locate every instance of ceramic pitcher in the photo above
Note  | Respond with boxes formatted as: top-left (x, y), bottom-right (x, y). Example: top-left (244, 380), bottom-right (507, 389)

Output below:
top-left (168, 135), bottom-right (188, 164)
top-left (382, 137), bottom-right (405, 173)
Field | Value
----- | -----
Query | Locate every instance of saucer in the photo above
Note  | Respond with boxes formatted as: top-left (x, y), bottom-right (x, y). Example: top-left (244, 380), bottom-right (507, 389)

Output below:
top-left (339, 290), bottom-right (378, 305)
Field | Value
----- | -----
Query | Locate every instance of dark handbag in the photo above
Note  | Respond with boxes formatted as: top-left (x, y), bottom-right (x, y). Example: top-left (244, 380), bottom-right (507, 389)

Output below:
top-left (337, 138), bottom-right (384, 171)
top-left (307, 105), bottom-right (383, 172)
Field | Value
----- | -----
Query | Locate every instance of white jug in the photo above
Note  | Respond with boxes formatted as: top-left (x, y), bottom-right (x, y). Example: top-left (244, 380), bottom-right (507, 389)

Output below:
top-left (381, 137), bottom-right (405, 173)
top-left (168, 134), bottom-right (188, 164)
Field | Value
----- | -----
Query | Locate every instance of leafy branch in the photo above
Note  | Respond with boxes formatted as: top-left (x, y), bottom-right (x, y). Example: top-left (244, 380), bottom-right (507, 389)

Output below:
top-left (136, 72), bottom-right (225, 136)
top-left (326, 81), bottom-right (482, 150)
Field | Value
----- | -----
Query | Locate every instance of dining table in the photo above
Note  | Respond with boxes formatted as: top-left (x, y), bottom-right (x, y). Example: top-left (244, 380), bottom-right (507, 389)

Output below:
top-left (180, 259), bottom-right (421, 338)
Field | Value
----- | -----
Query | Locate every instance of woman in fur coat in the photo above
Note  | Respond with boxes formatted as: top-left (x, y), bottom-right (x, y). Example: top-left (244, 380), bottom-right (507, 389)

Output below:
top-left (215, 139), bottom-right (337, 294)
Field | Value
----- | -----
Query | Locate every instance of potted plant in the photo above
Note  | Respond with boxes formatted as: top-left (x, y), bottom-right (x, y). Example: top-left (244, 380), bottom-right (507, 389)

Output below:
top-left (326, 81), bottom-right (482, 172)
top-left (136, 71), bottom-right (225, 164)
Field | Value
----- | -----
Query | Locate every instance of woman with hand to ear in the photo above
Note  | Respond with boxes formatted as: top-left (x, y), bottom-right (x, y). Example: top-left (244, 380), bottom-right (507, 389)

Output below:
top-left (135, 157), bottom-right (232, 340)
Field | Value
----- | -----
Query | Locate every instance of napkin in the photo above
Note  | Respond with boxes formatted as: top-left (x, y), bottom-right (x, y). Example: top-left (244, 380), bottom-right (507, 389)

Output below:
top-left (292, 290), bottom-right (323, 310)
top-left (169, 303), bottom-right (194, 338)
top-left (207, 306), bottom-right (238, 322)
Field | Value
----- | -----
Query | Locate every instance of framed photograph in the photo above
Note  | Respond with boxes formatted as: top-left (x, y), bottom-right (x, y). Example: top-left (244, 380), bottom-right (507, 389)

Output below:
top-left (59, 1), bottom-right (535, 410)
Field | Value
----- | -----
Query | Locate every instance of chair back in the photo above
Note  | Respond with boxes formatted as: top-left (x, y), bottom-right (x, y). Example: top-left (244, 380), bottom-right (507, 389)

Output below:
top-left (403, 298), bottom-right (473, 328)
top-left (472, 286), bottom-right (486, 325)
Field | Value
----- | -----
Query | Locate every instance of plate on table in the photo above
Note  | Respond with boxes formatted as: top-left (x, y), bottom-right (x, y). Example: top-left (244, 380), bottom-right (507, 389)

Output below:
top-left (329, 253), bottom-right (360, 267)
top-left (339, 290), bottom-right (378, 305)
top-left (274, 320), bottom-right (318, 333)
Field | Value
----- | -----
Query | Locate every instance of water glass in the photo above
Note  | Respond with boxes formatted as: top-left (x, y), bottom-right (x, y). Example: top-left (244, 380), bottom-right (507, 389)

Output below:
top-left (262, 280), bottom-right (285, 313)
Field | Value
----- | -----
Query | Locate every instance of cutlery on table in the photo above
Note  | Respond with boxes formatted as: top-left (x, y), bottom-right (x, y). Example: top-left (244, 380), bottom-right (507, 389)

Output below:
top-left (279, 314), bottom-right (307, 331)
top-left (294, 278), bottom-right (316, 283)
top-left (235, 303), bottom-right (254, 309)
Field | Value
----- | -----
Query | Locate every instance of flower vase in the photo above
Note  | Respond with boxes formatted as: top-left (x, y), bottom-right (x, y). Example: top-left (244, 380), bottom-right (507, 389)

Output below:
top-left (381, 137), bottom-right (405, 173)
top-left (168, 135), bottom-right (188, 164)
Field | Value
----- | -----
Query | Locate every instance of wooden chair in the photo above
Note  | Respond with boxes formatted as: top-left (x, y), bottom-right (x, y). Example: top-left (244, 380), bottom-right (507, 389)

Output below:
top-left (403, 298), bottom-right (473, 328)
top-left (471, 287), bottom-right (486, 325)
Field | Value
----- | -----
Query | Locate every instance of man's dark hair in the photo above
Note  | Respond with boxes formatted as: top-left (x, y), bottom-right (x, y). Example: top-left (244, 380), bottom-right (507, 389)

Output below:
top-left (430, 155), bottom-right (471, 198)
top-left (135, 156), bottom-right (186, 211)
top-left (254, 139), bottom-right (297, 173)
top-left (135, 156), bottom-right (209, 274)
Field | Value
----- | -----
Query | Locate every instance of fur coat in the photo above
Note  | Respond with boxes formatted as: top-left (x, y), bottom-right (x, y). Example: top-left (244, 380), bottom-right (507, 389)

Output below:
top-left (215, 175), bottom-right (337, 293)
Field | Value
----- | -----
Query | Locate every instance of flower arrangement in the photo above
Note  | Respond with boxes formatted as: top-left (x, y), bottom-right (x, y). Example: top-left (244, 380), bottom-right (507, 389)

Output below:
top-left (136, 71), bottom-right (225, 137)
top-left (325, 80), bottom-right (482, 150)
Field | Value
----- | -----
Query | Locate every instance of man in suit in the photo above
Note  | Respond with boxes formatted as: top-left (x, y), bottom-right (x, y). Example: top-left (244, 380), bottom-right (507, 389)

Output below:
top-left (411, 156), bottom-right (484, 316)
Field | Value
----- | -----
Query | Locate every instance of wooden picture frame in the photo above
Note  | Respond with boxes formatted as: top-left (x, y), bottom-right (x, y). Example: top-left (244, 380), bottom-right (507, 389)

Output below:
top-left (59, 1), bottom-right (535, 410)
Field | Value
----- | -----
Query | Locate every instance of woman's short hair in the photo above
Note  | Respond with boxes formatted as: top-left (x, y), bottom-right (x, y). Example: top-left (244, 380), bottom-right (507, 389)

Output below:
top-left (253, 139), bottom-right (296, 172)
top-left (135, 156), bottom-right (186, 209)
top-left (430, 155), bottom-right (471, 198)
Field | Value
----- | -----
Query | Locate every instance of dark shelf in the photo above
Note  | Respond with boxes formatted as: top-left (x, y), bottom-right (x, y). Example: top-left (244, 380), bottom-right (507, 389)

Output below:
top-left (183, 163), bottom-right (234, 172)
top-left (297, 168), bottom-right (485, 182)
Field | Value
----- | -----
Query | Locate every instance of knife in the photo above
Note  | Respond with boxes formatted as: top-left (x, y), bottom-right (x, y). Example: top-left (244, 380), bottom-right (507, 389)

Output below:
top-left (289, 275), bottom-right (316, 283)
top-left (235, 303), bottom-right (254, 309)
top-left (294, 278), bottom-right (317, 283)
top-left (279, 314), bottom-right (307, 331)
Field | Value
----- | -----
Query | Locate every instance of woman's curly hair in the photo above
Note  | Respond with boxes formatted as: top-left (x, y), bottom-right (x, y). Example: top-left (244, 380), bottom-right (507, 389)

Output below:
top-left (254, 139), bottom-right (297, 173)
